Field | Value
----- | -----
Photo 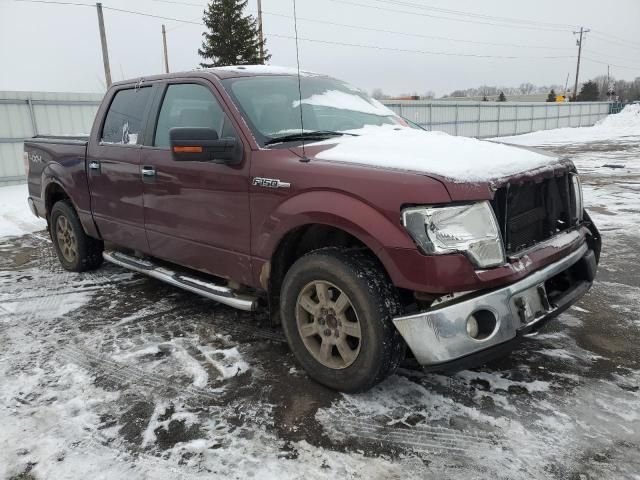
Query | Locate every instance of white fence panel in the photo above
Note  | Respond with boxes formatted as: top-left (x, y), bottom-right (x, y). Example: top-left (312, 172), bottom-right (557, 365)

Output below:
top-left (383, 100), bottom-right (612, 139)
top-left (0, 91), bottom-right (102, 185)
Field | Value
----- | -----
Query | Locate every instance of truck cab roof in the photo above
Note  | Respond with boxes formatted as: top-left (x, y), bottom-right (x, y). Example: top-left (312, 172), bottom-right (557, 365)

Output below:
top-left (110, 64), bottom-right (324, 87)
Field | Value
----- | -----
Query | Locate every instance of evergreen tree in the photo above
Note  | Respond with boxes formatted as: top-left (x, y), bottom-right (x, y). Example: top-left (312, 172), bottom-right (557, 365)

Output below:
top-left (198, 0), bottom-right (270, 67)
top-left (498, 91), bottom-right (507, 102)
top-left (547, 89), bottom-right (556, 102)
top-left (482, 95), bottom-right (488, 101)
top-left (576, 80), bottom-right (600, 101)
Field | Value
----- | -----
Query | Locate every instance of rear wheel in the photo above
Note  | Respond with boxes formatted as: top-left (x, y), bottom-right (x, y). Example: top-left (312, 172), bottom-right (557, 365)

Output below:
top-left (50, 200), bottom-right (104, 272)
top-left (280, 247), bottom-right (405, 392)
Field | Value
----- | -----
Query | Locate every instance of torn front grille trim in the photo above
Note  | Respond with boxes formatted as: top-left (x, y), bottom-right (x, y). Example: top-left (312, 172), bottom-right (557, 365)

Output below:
top-left (492, 173), bottom-right (574, 255)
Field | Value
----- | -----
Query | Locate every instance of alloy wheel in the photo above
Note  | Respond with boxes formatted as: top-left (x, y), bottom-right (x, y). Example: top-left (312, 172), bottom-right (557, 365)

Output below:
top-left (295, 280), bottom-right (362, 369)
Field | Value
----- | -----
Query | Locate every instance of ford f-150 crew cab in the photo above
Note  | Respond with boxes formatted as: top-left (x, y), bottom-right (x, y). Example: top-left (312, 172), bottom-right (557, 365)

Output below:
top-left (25, 65), bottom-right (601, 392)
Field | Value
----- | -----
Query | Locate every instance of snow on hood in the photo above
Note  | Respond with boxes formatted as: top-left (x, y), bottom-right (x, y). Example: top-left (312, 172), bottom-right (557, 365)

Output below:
top-left (311, 125), bottom-right (563, 183)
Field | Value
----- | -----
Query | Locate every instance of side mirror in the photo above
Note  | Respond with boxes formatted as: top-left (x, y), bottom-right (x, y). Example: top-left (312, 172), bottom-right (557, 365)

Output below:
top-left (169, 127), bottom-right (242, 165)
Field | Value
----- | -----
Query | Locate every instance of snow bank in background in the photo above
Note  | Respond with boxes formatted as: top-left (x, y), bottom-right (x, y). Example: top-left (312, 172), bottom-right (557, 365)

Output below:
top-left (498, 104), bottom-right (640, 146)
top-left (294, 90), bottom-right (396, 117)
top-left (313, 125), bottom-right (560, 182)
top-left (0, 184), bottom-right (46, 238)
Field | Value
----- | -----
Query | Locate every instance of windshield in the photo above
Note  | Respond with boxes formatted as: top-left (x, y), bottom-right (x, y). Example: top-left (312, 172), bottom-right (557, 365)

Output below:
top-left (221, 75), bottom-right (402, 145)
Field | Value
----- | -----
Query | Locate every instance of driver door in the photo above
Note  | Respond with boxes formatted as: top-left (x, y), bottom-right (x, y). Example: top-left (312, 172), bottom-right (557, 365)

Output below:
top-left (140, 81), bottom-right (252, 284)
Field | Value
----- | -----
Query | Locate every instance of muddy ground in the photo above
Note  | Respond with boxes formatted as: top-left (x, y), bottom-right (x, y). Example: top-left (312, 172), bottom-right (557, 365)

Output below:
top-left (1, 139), bottom-right (639, 479)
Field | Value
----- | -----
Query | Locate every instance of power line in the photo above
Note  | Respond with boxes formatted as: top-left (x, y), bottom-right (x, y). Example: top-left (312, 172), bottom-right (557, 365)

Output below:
top-left (102, 5), bottom-right (203, 24)
top-left (149, 0), bottom-right (204, 6)
top-left (588, 31), bottom-right (640, 52)
top-left (262, 11), bottom-right (575, 51)
top-left (590, 29), bottom-right (640, 48)
top-left (268, 33), bottom-right (575, 60)
top-left (583, 57), bottom-right (640, 72)
top-left (10, 0), bottom-right (635, 71)
top-left (10, 0), bottom-right (92, 7)
top-left (368, 0), bottom-right (577, 30)
top-left (6, 0), bottom-right (574, 60)
top-left (583, 48), bottom-right (640, 65)
top-left (325, 0), bottom-right (573, 33)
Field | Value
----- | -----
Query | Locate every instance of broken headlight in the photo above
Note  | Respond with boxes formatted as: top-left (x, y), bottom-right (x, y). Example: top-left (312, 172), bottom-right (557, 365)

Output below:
top-left (401, 201), bottom-right (505, 269)
top-left (569, 173), bottom-right (584, 224)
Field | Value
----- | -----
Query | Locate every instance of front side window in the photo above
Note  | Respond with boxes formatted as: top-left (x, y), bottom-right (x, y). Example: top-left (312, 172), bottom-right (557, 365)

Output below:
top-left (222, 75), bottom-right (402, 145)
top-left (154, 83), bottom-right (232, 149)
top-left (101, 87), bottom-right (152, 145)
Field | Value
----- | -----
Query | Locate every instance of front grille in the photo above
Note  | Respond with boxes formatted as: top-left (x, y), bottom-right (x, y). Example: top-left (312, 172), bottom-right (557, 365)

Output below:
top-left (491, 173), bottom-right (574, 255)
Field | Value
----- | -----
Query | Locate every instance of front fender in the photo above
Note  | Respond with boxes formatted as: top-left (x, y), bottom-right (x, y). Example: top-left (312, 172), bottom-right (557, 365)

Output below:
top-left (254, 189), bottom-right (416, 273)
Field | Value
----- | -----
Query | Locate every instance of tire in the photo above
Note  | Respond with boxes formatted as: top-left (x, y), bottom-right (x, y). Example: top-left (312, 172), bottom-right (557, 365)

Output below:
top-left (50, 200), bottom-right (104, 272)
top-left (280, 247), bottom-right (405, 392)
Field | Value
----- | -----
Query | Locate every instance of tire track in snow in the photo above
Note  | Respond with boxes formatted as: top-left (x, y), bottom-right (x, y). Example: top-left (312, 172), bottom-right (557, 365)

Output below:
top-left (58, 344), bottom-right (225, 403)
top-left (317, 402), bottom-right (553, 478)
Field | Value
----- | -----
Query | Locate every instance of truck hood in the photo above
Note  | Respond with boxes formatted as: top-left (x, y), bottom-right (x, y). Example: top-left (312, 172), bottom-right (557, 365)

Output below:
top-left (303, 125), bottom-right (572, 188)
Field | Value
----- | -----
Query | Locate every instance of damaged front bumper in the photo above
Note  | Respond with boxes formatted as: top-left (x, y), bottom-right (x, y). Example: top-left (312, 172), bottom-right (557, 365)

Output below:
top-left (392, 240), bottom-right (598, 369)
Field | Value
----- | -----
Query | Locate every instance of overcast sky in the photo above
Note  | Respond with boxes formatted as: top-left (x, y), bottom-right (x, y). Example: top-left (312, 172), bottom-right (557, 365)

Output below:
top-left (1, 0), bottom-right (639, 96)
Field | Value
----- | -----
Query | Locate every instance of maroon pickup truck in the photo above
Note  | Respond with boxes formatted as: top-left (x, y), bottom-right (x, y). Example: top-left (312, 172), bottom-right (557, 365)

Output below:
top-left (25, 66), bottom-right (601, 392)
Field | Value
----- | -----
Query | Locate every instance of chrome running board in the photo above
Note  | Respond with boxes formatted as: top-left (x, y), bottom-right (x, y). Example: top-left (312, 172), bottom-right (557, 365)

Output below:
top-left (103, 251), bottom-right (258, 312)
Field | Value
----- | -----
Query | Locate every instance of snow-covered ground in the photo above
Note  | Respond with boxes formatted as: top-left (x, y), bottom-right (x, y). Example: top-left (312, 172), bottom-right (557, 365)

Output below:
top-left (0, 184), bottom-right (45, 237)
top-left (498, 103), bottom-right (640, 146)
top-left (1, 107), bottom-right (639, 479)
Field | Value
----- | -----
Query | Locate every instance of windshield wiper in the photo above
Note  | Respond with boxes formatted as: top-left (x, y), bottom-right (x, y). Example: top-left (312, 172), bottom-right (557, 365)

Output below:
top-left (264, 130), bottom-right (357, 145)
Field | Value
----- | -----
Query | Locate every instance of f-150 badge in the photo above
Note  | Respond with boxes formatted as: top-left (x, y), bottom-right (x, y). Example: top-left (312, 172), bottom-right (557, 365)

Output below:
top-left (252, 177), bottom-right (291, 189)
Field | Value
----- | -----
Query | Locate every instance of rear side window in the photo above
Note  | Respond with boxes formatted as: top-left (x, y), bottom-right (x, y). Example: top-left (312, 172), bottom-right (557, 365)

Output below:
top-left (101, 87), bottom-right (152, 145)
top-left (154, 84), bottom-right (234, 149)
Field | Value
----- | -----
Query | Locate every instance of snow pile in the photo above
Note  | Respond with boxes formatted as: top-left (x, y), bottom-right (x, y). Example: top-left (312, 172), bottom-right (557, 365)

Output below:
top-left (499, 104), bottom-right (640, 146)
top-left (596, 103), bottom-right (640, 129)
top-left (0, 184), bottom-right (46, 238)
top-left (294, 90), bottom-right (396, 117)
top-left (313, 125), bottom-right (560, 182)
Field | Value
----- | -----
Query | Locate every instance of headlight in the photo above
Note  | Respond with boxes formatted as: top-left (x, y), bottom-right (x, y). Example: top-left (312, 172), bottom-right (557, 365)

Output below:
top-left (569, 173), bottom-right (584, 224)
top-left (401, 201), bottom-right (505, 268)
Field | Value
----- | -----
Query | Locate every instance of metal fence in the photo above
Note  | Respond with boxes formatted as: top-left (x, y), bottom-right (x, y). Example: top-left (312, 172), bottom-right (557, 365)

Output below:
top-left (0, 91), bottom-right (102, 186)
top-left (382, 100), bottom-right (611, 138)
top-left (0, 91), bottom-right (618, 185)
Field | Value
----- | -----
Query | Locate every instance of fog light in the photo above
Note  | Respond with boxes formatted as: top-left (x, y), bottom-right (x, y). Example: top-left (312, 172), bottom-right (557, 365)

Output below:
top-left (466, 315), bottom-right (479, 338)
top-left (467, 309), bottom-right (498, 340)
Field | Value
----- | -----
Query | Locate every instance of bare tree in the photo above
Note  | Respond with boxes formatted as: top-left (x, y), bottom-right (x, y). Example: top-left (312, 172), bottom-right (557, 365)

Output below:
top-left (371, 88), bottom-right (388, 100)
top-left (519, 83), bottom-right (536, 95)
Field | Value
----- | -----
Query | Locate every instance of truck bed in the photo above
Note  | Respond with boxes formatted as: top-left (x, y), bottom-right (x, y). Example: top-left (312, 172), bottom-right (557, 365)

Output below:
top-left (25, 135), bottom-right (91, 225)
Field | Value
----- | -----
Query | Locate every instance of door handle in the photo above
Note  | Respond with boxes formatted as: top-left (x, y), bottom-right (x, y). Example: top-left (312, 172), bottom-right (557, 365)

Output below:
top-left (88, 160), bottom-right (100, 171)
top-left (141, 166), bottom-right (156, 178)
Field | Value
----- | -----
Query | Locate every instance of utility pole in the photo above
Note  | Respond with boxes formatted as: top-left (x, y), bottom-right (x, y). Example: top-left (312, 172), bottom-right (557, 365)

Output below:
top-left (96, 2), bottom-right (112, 88)
top-left (162, 24), bottom-right (170, 73)
top-left (257, 0), bottom-right (264, 64)
top-left (572, 27), bottom-right (589, 101)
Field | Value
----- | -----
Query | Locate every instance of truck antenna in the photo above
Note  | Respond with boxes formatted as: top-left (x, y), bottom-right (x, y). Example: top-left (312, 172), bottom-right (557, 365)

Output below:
top-left (293, 0), bottom-right (309, 162)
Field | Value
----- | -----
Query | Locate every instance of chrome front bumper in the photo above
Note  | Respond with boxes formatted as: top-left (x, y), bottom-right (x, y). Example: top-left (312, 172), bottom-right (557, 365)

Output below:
top-left (392, 242), bottom-right (591, 367)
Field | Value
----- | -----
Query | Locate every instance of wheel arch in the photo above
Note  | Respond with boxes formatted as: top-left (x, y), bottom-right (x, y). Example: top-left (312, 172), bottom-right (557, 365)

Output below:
top-left (265, 221), bottom-right (407, 323)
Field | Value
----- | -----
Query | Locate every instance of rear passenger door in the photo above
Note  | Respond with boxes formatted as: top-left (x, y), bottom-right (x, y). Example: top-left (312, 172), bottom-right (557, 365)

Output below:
top-left (87, 86), bottom-right (154, 253)
top-left (140, 81), bottom-right (252, 284)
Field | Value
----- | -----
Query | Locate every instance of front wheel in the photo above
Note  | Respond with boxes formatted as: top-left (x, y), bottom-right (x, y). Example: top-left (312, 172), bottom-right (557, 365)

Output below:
top-left (280, 247), bottom-right (405, 392)
top-left (50, 200), bottom-right (104, 272)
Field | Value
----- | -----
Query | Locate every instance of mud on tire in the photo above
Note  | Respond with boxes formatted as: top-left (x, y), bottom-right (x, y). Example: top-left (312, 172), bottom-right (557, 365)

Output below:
top-left (50, 200), bottom-right (104, 272)
top-left (280, 247), bottom-right (405, 392)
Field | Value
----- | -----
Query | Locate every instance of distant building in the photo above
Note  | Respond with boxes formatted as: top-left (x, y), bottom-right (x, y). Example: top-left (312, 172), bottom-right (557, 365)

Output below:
top-left (388, 95), bottom-right (420, 100)
top-left (436, 94), bottom-right (550, 102)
